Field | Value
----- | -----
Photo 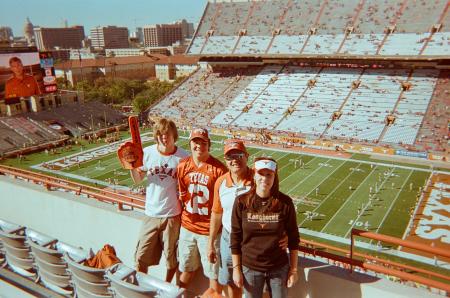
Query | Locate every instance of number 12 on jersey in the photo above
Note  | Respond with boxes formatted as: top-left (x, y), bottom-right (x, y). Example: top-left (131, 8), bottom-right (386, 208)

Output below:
top-left (186, 184), bottom-right (210, 215)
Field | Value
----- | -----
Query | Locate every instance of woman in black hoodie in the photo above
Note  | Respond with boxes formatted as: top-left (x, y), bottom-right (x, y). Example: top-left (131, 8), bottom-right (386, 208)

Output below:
top-left (230, 157), bottom-right (300, 298)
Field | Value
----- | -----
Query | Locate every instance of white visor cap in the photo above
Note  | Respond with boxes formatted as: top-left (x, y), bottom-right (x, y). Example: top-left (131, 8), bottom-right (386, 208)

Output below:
top-left (254, 159), bottom-right (277, 172)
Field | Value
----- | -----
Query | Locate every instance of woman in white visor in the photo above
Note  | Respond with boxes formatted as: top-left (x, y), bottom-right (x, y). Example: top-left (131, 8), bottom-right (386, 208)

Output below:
top-left (230, 157), bottom-right (300, 298)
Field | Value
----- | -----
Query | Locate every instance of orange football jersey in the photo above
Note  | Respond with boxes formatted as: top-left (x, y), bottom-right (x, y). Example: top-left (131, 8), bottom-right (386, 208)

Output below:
top-left (177, 155), bottom-right (227, 235)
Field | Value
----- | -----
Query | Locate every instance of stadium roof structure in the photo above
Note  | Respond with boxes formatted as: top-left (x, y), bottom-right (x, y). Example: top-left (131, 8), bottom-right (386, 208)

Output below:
top-left (55, 54), bottom-right (169, 69)
top-left (186, 0), bottom-right (450, 60)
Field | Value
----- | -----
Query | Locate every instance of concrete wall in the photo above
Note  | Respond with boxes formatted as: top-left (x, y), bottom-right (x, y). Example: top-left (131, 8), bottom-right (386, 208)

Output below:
top-left (0, 175), bottom-right (444, 297)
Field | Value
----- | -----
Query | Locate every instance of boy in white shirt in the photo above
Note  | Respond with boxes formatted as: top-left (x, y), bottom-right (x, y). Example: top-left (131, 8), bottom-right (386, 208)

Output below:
top-left (123, 118), bottom-right (189, 282)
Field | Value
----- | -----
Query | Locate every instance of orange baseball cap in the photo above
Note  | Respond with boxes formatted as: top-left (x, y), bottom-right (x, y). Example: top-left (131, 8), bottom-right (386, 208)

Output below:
top-left (224, 139), bottom-right (247, 155)
top-left (189, 128), bottom-right (209, 142)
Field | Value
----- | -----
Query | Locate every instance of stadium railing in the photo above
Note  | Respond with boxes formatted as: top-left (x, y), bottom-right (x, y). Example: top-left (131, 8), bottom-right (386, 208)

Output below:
top-left (0, 164), bottom-right (448, 294)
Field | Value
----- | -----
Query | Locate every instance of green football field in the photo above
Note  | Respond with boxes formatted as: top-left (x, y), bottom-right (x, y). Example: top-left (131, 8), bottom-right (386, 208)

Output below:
top-left (43, 133), bottom-right (430, 244)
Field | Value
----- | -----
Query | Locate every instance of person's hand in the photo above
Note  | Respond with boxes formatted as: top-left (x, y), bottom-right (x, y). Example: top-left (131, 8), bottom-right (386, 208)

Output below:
top-left (117, 141), bottom-right (143, 169)
top-left (207, 245), bottom-right (217, 264)
top-left (233, 267), bottom-right (243, 288)
top-left (279, 232), bottom-right (288, 250)
top-left (287, 269), bottom-right (298, 288)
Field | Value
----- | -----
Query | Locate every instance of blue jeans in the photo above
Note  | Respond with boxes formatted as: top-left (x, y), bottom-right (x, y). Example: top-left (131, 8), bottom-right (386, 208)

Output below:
top-left (218, 229), bottom-right (233, 285)
top-left (242, 263), bottom-right (289, 298)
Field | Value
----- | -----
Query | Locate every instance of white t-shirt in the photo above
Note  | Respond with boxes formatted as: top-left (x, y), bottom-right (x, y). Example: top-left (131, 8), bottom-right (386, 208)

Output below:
top-left (140, 144), bottom-right (189, 217)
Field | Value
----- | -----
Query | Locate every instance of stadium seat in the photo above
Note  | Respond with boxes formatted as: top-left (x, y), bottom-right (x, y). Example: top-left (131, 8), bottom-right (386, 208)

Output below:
top-left (0, 219), bottom-right (35, 277)
top-left (107, 263), bottom-right (185, 298)
top-left (65, 252), bottom-right (113, 297)
top-left (26, 230), bottom-right (74, 295)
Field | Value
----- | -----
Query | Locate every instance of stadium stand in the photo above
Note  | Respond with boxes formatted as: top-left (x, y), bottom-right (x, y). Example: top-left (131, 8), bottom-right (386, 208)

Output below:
top-left (149, 60), bottom-right (447, 151)
top-left (277, 67), bottom-right (362, 136)
top-left (187, 0), bottom-right (450, 57)
top-left (325, 68), bottom-right (410, 142)
top-left (27, 101), bottom-right (126, 137)
top-left (0, 101), bottom-right (125, 155)
top-left (381, 69), bottom-right (439, 145)
top-left (149, 66), bottom-right (263, 126)
top-left (414, 70), bottom-right (450, 153)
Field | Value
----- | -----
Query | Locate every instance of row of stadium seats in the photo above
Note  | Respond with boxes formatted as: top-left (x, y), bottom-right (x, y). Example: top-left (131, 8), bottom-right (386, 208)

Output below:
top-left (149, 64), bottom-right (446, 151)
top-left (189, 0), bottom-right (449, 56)
top-left (190, 32), bottom-right (450, 56)
top-left (0, 219), bottom-right (184, 298)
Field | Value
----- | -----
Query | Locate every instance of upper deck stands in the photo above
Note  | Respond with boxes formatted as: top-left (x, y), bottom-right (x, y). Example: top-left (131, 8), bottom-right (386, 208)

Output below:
top-left (315, 0), bottom-right (360, 35)
top-left (395, 0), bottom-right (448, 33)
top-left (244, 0), bottom-right (288, 36)
top-left (353, 0), bottom-right (404, 34)
top-left (282, 0), bottom-right (322, 35)
top-left (187, 0), bottom-right (449, 57)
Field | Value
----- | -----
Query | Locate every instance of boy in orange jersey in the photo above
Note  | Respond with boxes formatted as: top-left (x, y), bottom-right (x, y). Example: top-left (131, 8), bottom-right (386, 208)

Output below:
top-left (177, 128), bottom-right (227, 291)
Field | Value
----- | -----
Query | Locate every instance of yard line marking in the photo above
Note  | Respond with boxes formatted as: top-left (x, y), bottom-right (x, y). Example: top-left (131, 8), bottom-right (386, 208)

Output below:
top-left (280, 156), bottom-right (319, 184)
top-left (291, 159), bottom-right (346, 196)
top-left (364, 170), bottom-right (414, 239)
top-left (320, 163), bottom-right (379, 232)
top-left (282, 158), bottom-right (331, 187)
top-left (298, 162), bottom-right (363, 227)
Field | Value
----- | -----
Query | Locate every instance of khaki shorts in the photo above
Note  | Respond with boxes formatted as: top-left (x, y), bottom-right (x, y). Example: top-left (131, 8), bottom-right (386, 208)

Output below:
top-left (178, 226), bottom-right (219, 280)
top-left (134, 215), bottom-right (181, 272)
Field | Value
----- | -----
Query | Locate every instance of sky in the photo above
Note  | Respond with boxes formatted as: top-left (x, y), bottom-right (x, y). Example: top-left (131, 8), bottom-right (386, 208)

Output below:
top-left (1, 0), bottom-right (208, 36)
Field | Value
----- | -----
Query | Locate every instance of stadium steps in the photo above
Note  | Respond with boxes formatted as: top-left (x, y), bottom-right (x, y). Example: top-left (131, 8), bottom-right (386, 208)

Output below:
top-left (375, 0), bottom-right (409, 55)
top-left (272, 67), bottom-right (324, 131)
top-left (264, 0), bottom-right (294, 54)
top-left (320, 68), bottom-right (366, 138)
top-left (336, 0), bottom-right (366, 54)
top-left (0, 119), bottom-right (34, 144)
top-left (26, 117), bottom-right (60, 139)
top-left (299, 0), bottom-right (329, 54)
top-left (376, 69), bottom-right (414, 144)
top-left (228, 65), bottom-right (286, 127)
top-left (418, 3), bottom-right (449, 56)
top-left (193, 74), bottom-right (243, 121)
top-left (231, 1), bottom-right (257, 55)
top-left (199, 2), bottom-right (223, 55)
top-left (413, 70), bottom-right (449, 152)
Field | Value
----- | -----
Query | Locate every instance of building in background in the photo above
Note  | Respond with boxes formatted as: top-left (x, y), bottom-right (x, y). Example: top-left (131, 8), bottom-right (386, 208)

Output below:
top-left (143, 24), bottom-right (182, 47)
top-left (176, 19), bottom-right (195, 39)
top-left (90, 26), bottom-right (129, 50)
top-left (55, 54), bottom-right (168, 85)
top-left (69, 48), bottom-right (96, 60)
top-left (0, 27), bottom-right (13, 42)
top-left (34, 26), bottom-right (85, 51)
top-left (23, 18), bottom-right (35, 46)
top-left (130, 27), bottom-right (143, 43)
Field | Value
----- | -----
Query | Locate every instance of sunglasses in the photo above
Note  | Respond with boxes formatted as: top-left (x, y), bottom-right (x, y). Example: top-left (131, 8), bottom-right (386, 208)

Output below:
top-left (224, 152), bottom-right (245, 161)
